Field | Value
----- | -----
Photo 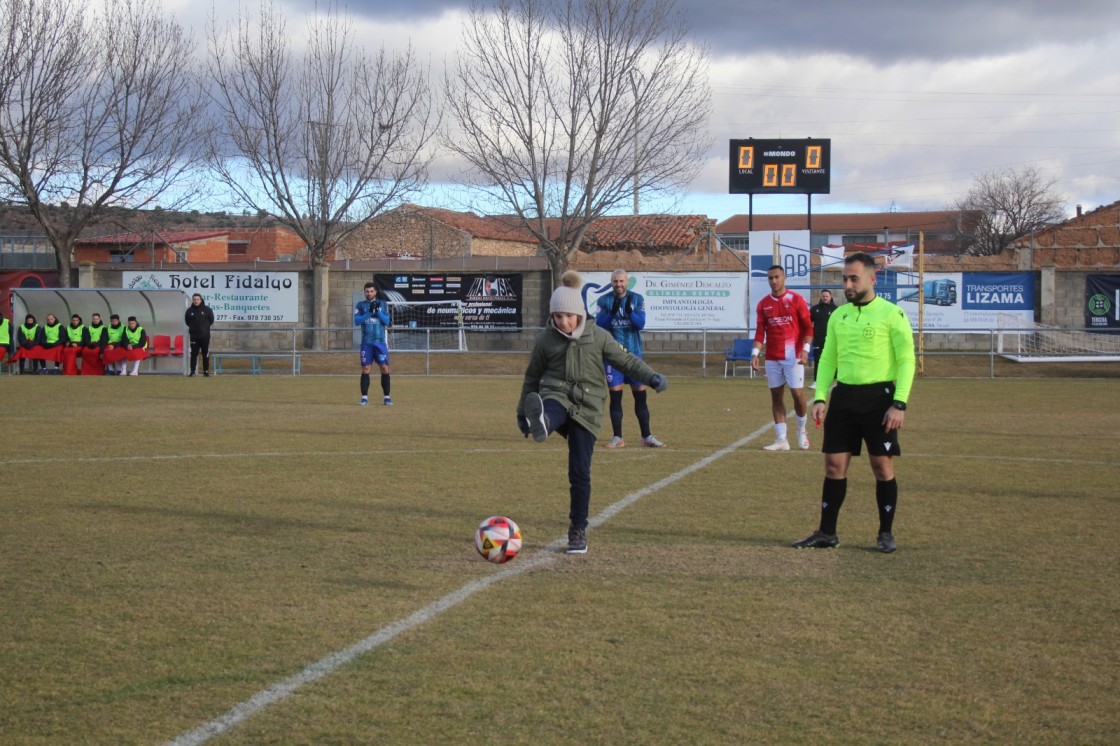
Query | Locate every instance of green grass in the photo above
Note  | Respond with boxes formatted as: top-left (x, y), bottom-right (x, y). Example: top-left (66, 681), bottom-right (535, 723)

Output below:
top-left (0, 374), bottom-right (1117, 744)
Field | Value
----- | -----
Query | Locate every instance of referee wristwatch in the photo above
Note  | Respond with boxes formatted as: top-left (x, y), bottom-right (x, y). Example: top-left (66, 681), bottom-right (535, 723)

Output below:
top-left (892, 400), bottom-right (907, 411)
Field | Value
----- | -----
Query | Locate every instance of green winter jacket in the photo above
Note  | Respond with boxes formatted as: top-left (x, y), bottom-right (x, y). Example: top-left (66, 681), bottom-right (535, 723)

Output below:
top-left (517, 321), bottom-right (658, 435)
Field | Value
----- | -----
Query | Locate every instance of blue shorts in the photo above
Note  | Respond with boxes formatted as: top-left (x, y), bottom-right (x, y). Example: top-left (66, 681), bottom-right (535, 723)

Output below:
top-left (605, 359), bottom-right (642, 388)
top-left (360, 342), bottom-right (389, 368)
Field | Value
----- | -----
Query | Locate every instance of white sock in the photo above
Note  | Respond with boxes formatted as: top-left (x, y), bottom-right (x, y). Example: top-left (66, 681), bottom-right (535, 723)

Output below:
top-left (796, 414), bottom-right (808, 432)
top-left (775, 422), bottom-right (787, 441)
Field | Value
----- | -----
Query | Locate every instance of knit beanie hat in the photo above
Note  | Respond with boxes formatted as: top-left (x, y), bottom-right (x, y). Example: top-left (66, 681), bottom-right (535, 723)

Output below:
top-left (549, 270), bottom-right (586, 317)
top-left (549, 270), bottom-right (587, 337)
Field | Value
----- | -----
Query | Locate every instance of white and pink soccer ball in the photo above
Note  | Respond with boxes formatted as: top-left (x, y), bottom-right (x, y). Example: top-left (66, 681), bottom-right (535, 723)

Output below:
top-left (475, 516), bottom-right (522, 564)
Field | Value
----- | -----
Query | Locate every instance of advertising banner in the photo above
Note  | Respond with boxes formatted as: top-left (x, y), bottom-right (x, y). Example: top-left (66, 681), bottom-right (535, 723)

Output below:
top-left (580, 272), bottom-right (748, 330)
top-left (877, 271), bottom-right (1033, 330)
top-left (747, 230), bottom-right (814, 322)
top-left (121, 271), bottom-right (299, 322)
top-left (375, 273), bottom-right (523, 329)
top-left (1086, 275), bottom-right (1120, 329)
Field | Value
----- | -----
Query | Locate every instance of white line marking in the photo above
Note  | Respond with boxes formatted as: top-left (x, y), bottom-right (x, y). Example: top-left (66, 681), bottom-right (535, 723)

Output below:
top-left (4, 447), bottom-right (1115, 469)
top-left (163, 424), bottom-right (773, 746)
top-left (0, 447), bottom-right (723, 467)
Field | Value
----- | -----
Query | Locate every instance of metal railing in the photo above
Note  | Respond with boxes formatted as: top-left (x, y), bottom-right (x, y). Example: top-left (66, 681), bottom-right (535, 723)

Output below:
top-left (204, 325), bottom-right (1120, 378)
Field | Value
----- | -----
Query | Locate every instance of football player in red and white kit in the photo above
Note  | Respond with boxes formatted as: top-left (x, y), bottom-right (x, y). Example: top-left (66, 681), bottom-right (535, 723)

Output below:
top-left (751, 265), bottom-right (814, 451)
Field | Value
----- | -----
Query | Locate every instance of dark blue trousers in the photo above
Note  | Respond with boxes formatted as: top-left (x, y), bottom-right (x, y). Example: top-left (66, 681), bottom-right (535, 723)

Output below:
top-left (541, 398), bottom-right (596, 529)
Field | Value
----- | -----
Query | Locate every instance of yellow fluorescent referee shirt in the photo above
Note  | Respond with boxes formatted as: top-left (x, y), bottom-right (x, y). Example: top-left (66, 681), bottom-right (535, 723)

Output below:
top-left (814, 296), bottom-right (916, 404)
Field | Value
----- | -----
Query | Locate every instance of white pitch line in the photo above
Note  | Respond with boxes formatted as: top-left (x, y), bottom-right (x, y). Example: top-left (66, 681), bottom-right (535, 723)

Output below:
top-left (0, 447), bottom-right (714, 467)
top-left (163, 423), bottom-right (773, 746)
top-left (7, 446), bottom-right (1115, 469)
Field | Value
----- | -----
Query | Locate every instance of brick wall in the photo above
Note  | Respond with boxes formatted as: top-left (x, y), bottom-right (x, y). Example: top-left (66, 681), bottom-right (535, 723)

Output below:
top-left (183, 237), bottom-right (228, 262)
top-left (227, 227), bottom-right (308, 262)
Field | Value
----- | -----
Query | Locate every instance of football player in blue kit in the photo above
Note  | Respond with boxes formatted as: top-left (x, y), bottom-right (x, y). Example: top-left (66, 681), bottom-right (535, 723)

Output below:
top-left (594, 268), bottom-right (666, 448)
top-left (354, 282), bottom-right (392, 406)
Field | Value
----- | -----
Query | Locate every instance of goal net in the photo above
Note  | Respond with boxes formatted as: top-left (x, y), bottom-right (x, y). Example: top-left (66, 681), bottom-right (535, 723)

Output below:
top-left (996, 313), bottom-right (1120, 362)
top-left (386, 300), bottom-right (467, 351)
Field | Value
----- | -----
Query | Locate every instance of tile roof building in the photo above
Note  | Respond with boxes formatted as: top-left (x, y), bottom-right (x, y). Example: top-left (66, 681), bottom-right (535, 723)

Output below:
top-left (339, 205), bottom-right (729, 269)
top-left (72, 227), bottom-right (308, 264)
top-left (716, 210), bottom-right (975, 256)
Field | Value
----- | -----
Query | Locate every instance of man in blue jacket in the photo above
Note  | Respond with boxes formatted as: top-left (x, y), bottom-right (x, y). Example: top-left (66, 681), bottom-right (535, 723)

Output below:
top-left (594, 269), bottom-right (665, 448)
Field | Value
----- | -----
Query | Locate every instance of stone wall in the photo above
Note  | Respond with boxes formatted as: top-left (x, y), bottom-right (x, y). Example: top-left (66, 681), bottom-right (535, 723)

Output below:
top-left (339, 213), bottom-right (469, 260)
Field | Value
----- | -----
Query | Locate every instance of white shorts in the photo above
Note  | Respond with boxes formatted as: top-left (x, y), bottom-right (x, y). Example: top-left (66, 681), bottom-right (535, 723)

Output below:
top-left (765, 359), bottom-right (805, 390)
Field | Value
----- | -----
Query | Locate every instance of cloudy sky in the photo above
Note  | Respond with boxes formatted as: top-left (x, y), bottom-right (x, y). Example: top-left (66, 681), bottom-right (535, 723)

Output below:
top-left (176, 0), bottom-right (1120, 222)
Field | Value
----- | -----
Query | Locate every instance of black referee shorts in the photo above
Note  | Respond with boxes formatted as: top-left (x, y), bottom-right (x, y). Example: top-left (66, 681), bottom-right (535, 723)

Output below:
top-left (821, 382), bottom-right (900, 457)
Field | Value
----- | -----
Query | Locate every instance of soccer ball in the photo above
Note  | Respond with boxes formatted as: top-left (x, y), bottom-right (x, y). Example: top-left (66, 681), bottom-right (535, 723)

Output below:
top-left (475, 516), bottom-right (522, 564)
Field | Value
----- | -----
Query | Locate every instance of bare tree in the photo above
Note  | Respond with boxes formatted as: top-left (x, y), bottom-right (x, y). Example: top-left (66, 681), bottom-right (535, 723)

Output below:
top-left (207, 2), bottom-right (437, 343)
top-left (0, 0), bottom-right (207, 285)
top-left (445, 0), bottom-right (711, 284)
top-left (953, 166), bottom-right (1067, 256)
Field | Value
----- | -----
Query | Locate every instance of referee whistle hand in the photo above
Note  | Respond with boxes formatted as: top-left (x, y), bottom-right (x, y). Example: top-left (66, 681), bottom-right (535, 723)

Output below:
top-left (810, 401), bottom-right (826, 423)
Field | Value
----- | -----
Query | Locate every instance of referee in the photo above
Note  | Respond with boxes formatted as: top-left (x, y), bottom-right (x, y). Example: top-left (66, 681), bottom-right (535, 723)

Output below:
top-left (792, 252), bottom-right (916, 553)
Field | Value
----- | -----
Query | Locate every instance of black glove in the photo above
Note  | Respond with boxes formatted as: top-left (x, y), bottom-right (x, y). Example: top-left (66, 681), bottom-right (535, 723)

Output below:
top-left (624, 295), bottom-right (633, 317)
top-left (517, 416), bottom-right (530, 437)
top-left (649, 374), bottom-right (668, 393)
top-left (611, 295), bottom-right (621, 316)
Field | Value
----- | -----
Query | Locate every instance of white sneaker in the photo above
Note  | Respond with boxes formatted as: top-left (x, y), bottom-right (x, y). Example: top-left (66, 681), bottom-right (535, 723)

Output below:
top-left (809, 381), bottom-right (817, 390)
top-left (604, 436), bottom-right (625, 449)
top-left (640, 435), bottom-right (666, 448)
top-left (762, 439), bottom-right (790, 451)
top-left (798, 430), bottom-right (810, 450)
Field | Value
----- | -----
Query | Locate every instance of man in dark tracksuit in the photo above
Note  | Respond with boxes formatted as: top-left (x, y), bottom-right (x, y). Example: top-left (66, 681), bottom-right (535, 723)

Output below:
top-left (184, 294), bottom-right (215, 377)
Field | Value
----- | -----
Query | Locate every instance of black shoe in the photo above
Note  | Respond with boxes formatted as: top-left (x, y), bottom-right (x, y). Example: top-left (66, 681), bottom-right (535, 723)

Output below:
top-left (566, 524), bottom-right (588, 554)
top-left (203, 371), bottom-right (210, 377)
top-left (877, 532), bottom-right (896, 554)
top-left (189, 372), bottom-right (195, 377)
top-left (792, 530), bottom-right (839, 549)
top-left (524, 392), bottom-right (548, 443)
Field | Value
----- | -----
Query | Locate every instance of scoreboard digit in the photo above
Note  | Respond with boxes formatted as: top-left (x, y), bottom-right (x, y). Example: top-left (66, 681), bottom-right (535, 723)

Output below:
top-left (728, 138), bottom-right (830, 195)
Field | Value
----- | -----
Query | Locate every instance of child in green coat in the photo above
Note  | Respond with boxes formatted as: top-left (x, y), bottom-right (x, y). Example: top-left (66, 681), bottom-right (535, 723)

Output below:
top-left (517, 271), bottom-right (668, 554)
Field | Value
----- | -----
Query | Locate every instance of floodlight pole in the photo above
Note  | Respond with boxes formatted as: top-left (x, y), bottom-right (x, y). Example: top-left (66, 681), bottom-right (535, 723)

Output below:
top-left (629, 69), bottom-right (643, 216)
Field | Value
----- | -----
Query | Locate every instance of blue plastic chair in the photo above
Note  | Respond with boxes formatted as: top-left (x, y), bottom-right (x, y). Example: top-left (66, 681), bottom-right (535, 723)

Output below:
top-left (724, 339), bottom-right (755, 378)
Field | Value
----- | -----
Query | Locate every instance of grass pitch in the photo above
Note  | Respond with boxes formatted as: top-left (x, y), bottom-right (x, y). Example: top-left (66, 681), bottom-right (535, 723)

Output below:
top-left (1, 373), bottom-right (1118, 744)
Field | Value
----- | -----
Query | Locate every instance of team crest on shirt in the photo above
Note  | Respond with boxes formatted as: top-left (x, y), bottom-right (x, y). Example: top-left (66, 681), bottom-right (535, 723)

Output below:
top-left (863, 327), bottom-right (875, 338)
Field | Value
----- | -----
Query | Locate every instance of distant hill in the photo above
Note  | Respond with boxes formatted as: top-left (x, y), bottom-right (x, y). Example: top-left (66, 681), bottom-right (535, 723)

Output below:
top-left (0, 203), bottom-right (289, 237)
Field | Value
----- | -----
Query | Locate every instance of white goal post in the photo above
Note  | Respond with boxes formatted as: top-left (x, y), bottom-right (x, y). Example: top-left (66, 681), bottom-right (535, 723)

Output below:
top-left (996, 313), bottom-right (1120, 362)
top-left (385, 300), bottom-right (467, 352)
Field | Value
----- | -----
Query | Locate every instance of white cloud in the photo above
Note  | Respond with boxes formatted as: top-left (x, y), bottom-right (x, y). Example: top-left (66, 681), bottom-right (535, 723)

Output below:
top-left (119, 1), bottom-right (1120, 221)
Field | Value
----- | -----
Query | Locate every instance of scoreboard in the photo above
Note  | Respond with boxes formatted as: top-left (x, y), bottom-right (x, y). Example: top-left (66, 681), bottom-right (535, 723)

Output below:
top-left (728, 138), bottom-right (830, 195)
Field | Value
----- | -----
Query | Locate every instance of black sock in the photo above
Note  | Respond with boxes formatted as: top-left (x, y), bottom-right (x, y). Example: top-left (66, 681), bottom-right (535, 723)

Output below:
top-left (633, 389), bottom-right (651, 438)
top-left (381, 373), bottom-right (390, 397)
top-left (819, 477), bottom-right (847, 535)
top-left (609, 389), bottom-right (624, 436)
top-left (360, 373), bottom-right (370, 396)
top-left (876, 478), bottom-right (898, 533)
